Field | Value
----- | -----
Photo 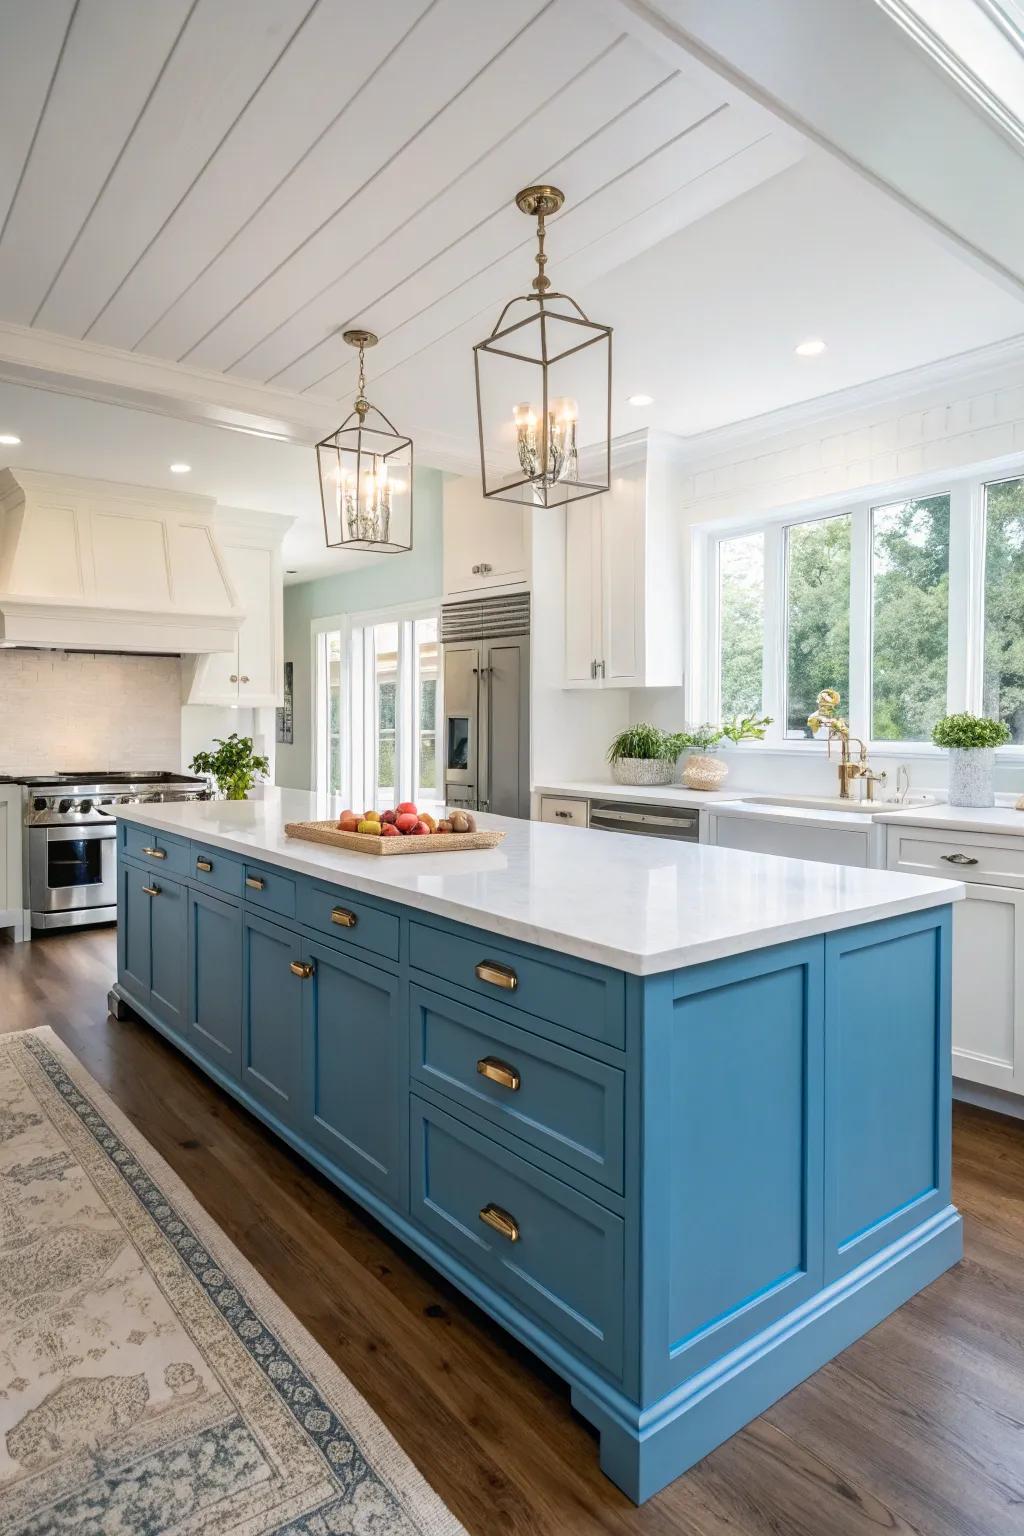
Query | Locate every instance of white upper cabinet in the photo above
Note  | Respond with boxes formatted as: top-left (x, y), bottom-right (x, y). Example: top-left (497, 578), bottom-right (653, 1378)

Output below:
top-left (443, 475), bottom-right (528, 598)
top-left (185, 511), bottom-right (291, 708)
top-left (564, 436), bottom-right (684, 690)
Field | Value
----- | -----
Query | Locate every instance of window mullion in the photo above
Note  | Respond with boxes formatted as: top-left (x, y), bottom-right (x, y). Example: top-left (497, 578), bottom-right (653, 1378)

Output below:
top-left (762, 523), bottom-right (785, 742)
top-left (850, 503), bottom-right (871, 742)
top-left (953, 478), bottom-right (985, 714)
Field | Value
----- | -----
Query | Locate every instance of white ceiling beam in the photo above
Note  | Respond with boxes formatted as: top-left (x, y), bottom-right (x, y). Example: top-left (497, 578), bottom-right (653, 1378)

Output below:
top-left (605, 0), bottom-right (1024, 300)
top-left (0, 320), bottom-right (335, 444)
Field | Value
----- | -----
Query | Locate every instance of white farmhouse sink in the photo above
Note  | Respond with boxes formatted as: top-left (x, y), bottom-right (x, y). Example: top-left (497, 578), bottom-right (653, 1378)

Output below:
top-left (742, 793), bottom-right (938, 815)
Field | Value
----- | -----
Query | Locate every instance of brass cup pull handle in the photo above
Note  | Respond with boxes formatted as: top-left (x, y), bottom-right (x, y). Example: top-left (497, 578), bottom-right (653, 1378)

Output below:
top-left (331, 907), bottom-right (358, 928)
top-left (142, 846), bottom-right (166, 859)
top-left (142, 884), bottom-right (160, 897)
top-left (477, 1056), bottom-right (521, 1091)
top-left (479, 1203), bottom-right (520, 1243)
top-left (245, 875), bottom-right (266, 890)
top-left (196, 858), bottom-right (213, 873)
top-left (475, 960), bottom-right (518, 992)
top-left (941, 852), bottom-right (979, 866)
top-left (290, 960), bottom-right (314, 979)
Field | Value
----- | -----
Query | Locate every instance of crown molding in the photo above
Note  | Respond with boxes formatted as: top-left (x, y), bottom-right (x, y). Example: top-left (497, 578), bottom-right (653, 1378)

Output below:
top-left (0, 320), bottom-right (339, 444)
top-left (666, 330), bottom-right (1024, 465)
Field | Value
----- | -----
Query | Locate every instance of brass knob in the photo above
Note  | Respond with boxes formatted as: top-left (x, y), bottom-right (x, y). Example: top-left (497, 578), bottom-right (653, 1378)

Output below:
top-left (142, 884), bottom-right (160, 897)
top-left (475, 960), bottom-right (518, 992)
top-left (289, 960), bottom-right (314, 979)
top-left (245, 875), bottom-right (266, 891)
top-left (240, 675), bottom-right (250, 684)
top-left (330, 907), bottom-right (358, 928)
top-left (142, 846), bottom-right (166, 859)
top-left (479, 1204), bottom-right (520, 1243)
top-left (230, 674), bottom-right (239, 683)
top-left (196, 858), bottom-right (213, 873)
top-left (476, 1056), bottom-right (521, 1091)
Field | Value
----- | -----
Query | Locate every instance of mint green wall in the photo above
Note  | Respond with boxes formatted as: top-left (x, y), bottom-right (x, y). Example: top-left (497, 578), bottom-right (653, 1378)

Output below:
top-left (276, 467), bottom-right (444, 790)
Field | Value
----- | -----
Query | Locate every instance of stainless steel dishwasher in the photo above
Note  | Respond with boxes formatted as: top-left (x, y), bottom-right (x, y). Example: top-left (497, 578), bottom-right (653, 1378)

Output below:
top-left (587, 800), bottom-right (700, 841)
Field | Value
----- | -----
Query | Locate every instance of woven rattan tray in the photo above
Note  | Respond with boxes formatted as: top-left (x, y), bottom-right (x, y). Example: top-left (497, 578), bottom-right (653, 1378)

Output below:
top-left (284, 818), bottom-right (506, 856)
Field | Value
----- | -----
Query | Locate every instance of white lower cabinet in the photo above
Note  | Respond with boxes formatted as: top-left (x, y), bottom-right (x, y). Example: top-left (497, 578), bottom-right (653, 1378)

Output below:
top-left (949, 883), bottom-right (1024, 1093)
top-left (1, 786), bottom-right (24, 940)
top-left (887, 824), bottom-right (1024, 1097)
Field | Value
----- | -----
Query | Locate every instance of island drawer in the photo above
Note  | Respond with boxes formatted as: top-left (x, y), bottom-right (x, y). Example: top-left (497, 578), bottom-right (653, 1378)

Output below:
top-left (886, 826), bottom-right (1024, 889)
top-left (296, 881), bottom-right (400, 961)
top-left (191, 843), bottom-right (244, 898)
top-left (410, 986), bottom-right (624, 1193)
top-left (408, 922), bottom-right (625, 1049)
top-left (242, 862), bottom-right (296, 919)
top-left (121, 824), bottom-right (191, 878)
top-left (410, 1095), bottom-right (624, 1377)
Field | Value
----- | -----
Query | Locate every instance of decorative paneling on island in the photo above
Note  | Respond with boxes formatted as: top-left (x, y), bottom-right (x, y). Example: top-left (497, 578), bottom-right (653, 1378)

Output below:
top-left (111, 794), bottom-right (963, 1503)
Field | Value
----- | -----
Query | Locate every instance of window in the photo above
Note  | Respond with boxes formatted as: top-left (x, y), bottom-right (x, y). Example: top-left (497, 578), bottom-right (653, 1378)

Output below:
top-left (700, 464), bottom-right (1024, 752)
top-left (871, 495), bottom-right (949, 742)
top-left (314, 605), bottom-right (442, 807)
top-left (983, 476), bottom-right (1024, 744)
top-left (785, 514), bottom-right (850, 737)
top-left (718, 532), bottom-right (764, 716)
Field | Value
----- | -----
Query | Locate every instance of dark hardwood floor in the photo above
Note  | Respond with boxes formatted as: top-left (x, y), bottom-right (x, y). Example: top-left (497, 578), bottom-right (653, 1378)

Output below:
top-left (3, 926), bottom-right (1023, 1535)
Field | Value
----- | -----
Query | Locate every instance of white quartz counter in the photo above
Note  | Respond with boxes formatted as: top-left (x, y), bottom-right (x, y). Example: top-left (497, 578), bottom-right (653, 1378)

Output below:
top-left (874, 802), bottom-right (1024, 836)
top-left (116, 789), bottom-right (963, 976)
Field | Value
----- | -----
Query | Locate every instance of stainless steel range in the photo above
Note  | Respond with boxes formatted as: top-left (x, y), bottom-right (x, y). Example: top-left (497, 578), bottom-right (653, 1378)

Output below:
top-left (20, 771), bottom-right (209, 931)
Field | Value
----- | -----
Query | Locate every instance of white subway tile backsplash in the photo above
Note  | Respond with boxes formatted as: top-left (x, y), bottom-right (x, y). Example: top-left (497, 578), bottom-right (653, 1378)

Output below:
top-left (0, 651), bottom-right (181, 774)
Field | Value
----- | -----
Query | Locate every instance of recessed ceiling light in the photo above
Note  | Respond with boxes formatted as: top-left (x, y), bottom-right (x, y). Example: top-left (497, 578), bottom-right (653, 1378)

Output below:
top-left (0, 433), bottom-right (21, 446)
top-left (627, 394), bottom-right (654, 407)
top-left (794, 338), bottom-right (826, 357)
top-left (169, 462), bottom-right (192, 473)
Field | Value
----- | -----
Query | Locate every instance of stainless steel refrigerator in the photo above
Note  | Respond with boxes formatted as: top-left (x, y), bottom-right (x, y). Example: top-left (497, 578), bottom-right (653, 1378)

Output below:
top-left (441, 592), bottom-right (530, 819)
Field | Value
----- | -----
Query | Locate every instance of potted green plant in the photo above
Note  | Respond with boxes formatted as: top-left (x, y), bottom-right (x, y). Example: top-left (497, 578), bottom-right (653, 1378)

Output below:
top-left (607, 724), bottom-right (686, 786)
top-left (680, 713), bottom-right (772, 791)
top-left (190, 733), bottom-right (270, 801)
top-left (932, 713), bottom-right (1010, 808)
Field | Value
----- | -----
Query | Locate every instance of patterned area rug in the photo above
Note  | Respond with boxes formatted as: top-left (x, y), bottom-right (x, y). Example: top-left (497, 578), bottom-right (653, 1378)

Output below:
top-left (0, 1026), bottom-right (466, 1536)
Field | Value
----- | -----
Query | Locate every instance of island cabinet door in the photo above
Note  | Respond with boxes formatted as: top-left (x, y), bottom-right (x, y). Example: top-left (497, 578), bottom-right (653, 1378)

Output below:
top-left (118, 860), bottom-right (152, 1006)
top-left (241, 910), bottom-right (303, 1123)
top-left (187, 888), bottom-right (242, 1079)
top-left (640, 938), bottom-right (826, 1399)
top-left (300, 941), bottom-right (403, 1207)
top-left (149, 873), bottom-right (188, 1039)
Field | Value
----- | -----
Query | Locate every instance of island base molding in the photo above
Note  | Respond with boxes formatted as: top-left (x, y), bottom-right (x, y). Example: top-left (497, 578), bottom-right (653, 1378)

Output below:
top-left (572, 1205), bottom-right (962, 1502)
top-left (112, 814), bottom-right (962, 1503)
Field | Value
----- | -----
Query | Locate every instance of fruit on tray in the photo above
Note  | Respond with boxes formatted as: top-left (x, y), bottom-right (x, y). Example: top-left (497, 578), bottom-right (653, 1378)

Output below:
top-left (337, 801), bottom-right (481, 839)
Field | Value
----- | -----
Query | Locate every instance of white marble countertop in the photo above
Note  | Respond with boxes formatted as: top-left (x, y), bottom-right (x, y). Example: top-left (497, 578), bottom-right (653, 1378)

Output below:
top-left (116, 789), bottom-right (962, 976)
top-left (874, 802), bottom-right (1024, 836)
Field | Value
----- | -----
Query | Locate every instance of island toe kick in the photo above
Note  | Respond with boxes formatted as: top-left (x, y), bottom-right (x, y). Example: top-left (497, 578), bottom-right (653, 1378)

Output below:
top-left (112, 810), bottom-right (962, 1503)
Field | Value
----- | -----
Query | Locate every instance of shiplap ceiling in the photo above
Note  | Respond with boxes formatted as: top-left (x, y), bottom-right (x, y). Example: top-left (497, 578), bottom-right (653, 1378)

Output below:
top-left (0, 0), bottom-right (800, 423)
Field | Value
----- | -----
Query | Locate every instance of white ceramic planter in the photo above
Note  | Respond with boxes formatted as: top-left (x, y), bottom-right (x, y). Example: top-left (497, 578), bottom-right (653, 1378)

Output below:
top-left (947, 747), bottom-right (996, 808)
top-left (612, 758), bottom-right (673, 787)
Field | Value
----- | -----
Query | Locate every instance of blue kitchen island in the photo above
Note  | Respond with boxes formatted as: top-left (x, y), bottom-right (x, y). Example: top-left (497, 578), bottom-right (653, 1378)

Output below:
top-left (111, 790), bottom-right (964, 1503)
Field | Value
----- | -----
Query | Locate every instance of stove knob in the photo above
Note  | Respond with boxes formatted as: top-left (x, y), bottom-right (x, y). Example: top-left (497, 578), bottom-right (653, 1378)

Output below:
top-left (33, 796), bottom-right (47, 812)
top-left (58, 798), bottom-right (72, 815)
top-left (79, 798), bottom-right (93, 815)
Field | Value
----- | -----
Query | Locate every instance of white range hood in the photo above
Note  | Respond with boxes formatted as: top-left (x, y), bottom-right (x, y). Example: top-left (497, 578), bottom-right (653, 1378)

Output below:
top-left (0, 468), bottom-right (242, 653)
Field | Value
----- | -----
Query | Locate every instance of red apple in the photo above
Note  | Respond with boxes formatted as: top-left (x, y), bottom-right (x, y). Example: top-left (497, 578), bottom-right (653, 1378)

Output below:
top-left (396, 801), bottom-right (418, 817)
top-left (381, 808), bottom-right (397, 824)
top-left (380, 822), bottom-right (400, 837)
top-left (410, 820), bottom-right (431, 835)
top-left (395, 812), bottom-right (419, 834)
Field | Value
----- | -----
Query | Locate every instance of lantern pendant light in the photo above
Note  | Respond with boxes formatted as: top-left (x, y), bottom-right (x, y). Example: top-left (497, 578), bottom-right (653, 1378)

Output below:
top-left (473, 185), bottom-right (612, 507)
top-left (315, 329), bottom-right (413, 554)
